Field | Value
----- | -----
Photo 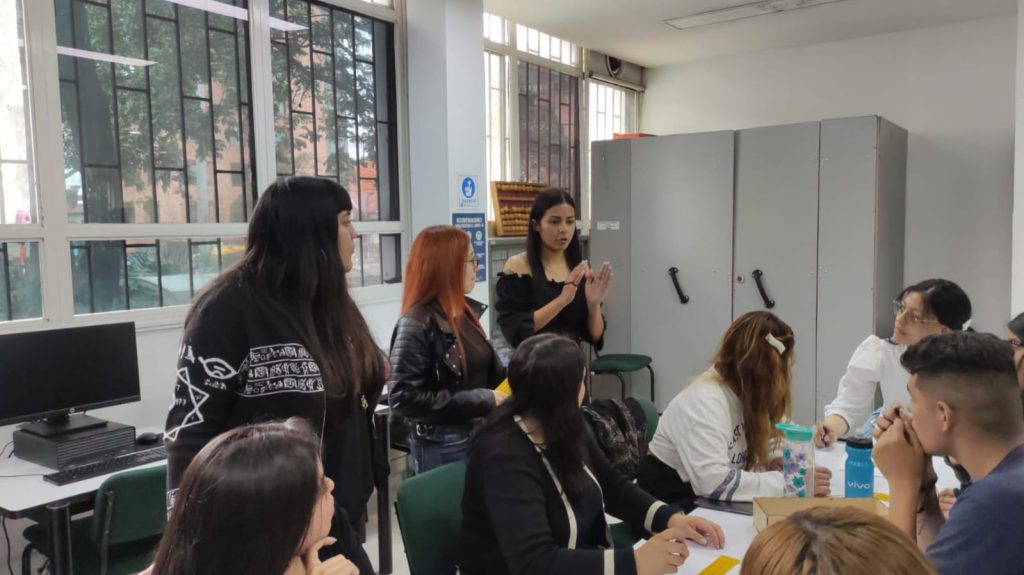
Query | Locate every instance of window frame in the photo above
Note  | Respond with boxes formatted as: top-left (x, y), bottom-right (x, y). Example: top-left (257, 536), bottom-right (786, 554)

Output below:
top-left (584, 78), bottom-right (639, 222)
top-left (483, 48), bottom-right (510, 219)
top-left (484, 15), bottom-right (627, 232)
top-left (1, 0), bottom-right (409, 335)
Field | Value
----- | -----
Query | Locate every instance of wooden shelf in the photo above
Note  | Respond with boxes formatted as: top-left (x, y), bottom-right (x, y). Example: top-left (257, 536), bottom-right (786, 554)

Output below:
top-left (490, 181), bottom-right (547, 237)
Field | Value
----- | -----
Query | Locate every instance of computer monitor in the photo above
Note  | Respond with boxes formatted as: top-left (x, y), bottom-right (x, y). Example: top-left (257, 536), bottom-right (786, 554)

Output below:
top-left (0, 322), bottom-right (141, 435)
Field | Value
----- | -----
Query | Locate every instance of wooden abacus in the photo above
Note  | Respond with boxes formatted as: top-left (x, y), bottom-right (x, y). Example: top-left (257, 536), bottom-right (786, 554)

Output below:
top-left (491, 181), bottom-right (548, 237)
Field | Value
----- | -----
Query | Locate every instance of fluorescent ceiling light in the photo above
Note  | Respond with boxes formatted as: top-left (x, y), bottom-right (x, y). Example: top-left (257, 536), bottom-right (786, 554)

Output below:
top-left (665, 0), bottom-right (846, 31)
top-left (56, 46), bottom-right (156, 67)
top-left (162, 0), bottom-right (307, 31)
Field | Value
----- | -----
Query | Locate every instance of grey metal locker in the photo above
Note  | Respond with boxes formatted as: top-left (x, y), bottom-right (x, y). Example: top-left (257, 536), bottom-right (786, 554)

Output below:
top-left (733, 122), bottom-right (821, 426)
top-left (590, 139), bottom-right (634, 400)
top-left (629, 132), bottom-right (736, 408)
top-left (816, 117), bottom-right (907, 430)
top-left (589, 115), bottom-right (906, 425)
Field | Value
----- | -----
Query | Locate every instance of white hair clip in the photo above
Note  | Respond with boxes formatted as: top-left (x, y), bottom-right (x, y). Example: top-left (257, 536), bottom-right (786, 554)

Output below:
top-left (962, 319), bottom-right (972, 331)
top-left (765, 333), bottom-right (786, 355)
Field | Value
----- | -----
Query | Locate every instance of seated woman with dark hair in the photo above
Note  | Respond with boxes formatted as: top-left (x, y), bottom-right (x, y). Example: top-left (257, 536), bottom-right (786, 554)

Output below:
top-left (144, 419), bottom-right (361, 575)
top-left (460, 334), bottom-right (724, 575)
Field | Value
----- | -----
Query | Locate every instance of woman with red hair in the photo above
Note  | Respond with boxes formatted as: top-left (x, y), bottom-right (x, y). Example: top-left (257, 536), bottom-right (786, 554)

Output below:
top-left (387, 226), bottom-right (508, 473)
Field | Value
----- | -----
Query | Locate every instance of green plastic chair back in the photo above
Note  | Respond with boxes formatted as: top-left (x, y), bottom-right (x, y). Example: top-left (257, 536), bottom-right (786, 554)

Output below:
top-left (633, 397), bottom-right (660, 443)
top-left (395, 461), bottom-right (466, 575)
top-left (91, 463), bottom-right (167, 548)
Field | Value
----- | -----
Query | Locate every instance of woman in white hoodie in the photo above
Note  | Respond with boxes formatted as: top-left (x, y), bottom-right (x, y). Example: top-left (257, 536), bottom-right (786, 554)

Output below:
top-left (637, 312), bottom-right (831, 509)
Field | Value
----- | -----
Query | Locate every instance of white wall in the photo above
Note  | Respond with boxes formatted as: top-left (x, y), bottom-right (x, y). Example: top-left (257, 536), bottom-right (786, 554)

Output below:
top-left (406, 0), bottom-right (488, 237)
top-left (406, 0), bottom-right (490, 307)
top-left (642, 16), bottom-right (1016, 334)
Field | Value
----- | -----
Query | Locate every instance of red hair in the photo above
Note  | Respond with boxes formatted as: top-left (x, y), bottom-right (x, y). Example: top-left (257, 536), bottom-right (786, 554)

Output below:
top-left (402, 226), bottom-right (485, 369)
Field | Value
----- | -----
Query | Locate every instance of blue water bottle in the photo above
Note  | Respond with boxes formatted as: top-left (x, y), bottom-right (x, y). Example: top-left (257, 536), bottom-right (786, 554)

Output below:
top-left (845, 437), bottom-right (874, 498)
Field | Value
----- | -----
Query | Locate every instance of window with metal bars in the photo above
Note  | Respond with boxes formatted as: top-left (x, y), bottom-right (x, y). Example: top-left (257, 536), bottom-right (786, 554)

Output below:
top-left (70, 237), bottom-right (245, 314)
top-left (270, 0), bottom-right (399, 223)
top-left (56, 0), bottom-right (257, 225)
top-left (517, 60), bottom-right (580, 209)
top-left (3, 0), bottom-right (405, 325)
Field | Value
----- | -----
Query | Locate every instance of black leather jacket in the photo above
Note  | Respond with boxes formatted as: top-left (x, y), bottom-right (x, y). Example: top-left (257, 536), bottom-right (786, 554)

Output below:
top-left (387, 298), bottom-right (505, 425)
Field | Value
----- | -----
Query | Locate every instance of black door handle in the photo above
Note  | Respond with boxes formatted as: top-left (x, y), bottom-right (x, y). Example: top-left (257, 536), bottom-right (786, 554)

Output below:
top-left (752, 269), bottom-right (775, 309)
top-left (668, 267), bottom-right (690, 304)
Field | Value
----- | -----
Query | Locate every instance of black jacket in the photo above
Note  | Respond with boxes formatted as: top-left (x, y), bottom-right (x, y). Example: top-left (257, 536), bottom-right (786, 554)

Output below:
top-left (165, 279), bottom-right (328, 500)
top-left (165, 278), bottom-right (377, 573)
top-left (387, 298), bottom-right (504, 425)
top-left (460, 419), bottom-right (683, 575)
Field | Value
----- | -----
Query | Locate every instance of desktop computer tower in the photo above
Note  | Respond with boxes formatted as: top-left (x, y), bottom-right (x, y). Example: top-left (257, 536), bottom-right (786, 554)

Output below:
top-left (13, 421), bottom-right (137, 470)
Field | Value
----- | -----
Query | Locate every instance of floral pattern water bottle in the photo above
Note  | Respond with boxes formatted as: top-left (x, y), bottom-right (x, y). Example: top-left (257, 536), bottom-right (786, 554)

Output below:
top-left (776, 423), bottom-right (815, 497)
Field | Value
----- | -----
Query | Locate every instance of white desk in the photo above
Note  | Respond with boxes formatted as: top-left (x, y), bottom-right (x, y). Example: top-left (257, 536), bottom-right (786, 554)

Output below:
top-left (640, 445), bottom-right (963, 574)
top-left (0, 444), bottom-right (165, 575)
top-left (677, 508), bottom-right (758, 574)
top-left (813, 443), bottom-right (961, 498)
top-left (0, 456), bottom-right (164, 516)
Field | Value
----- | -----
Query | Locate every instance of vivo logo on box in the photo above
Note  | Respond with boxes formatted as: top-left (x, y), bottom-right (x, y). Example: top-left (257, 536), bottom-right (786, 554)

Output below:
top-left (847, 481), bottom-right (873, 490)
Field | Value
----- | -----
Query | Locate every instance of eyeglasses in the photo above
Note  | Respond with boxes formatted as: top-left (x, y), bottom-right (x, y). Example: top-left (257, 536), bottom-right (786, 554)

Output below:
top-left (466, 254), bottom-right (480, 267)
top-left (892, 300), bottom-right (940, 326)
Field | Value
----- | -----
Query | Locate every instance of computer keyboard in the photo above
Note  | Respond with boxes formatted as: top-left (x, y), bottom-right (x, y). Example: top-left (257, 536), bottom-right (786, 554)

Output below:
top-left (44, 446), bottom-right (166, 486)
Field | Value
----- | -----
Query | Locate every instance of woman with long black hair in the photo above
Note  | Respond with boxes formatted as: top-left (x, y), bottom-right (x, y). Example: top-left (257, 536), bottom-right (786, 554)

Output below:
top-left (814, 278), bottom-right (972, 446)
top-left (146, 420), bottom-right (359, 575)
top-left (164, 177), bottom-right (385, 573)
top-left (460, 334), bottom-right (723, 575)
top-left (495, 188), bottom-right (611, 349)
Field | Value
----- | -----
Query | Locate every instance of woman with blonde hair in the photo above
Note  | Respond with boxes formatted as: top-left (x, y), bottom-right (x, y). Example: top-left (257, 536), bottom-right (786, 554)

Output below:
top-left (741, 506), bottom-right (937, 574)
top-left (637, 312), bottom-right (831, 509)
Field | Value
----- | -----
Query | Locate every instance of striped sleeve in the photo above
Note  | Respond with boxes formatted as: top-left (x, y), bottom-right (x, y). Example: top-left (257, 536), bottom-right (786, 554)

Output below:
top-left (666, 383), bottom-right (785, 502)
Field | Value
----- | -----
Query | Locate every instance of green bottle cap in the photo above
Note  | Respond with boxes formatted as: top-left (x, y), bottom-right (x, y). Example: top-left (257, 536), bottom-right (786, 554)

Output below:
top-left (775, 422), bottom-right (814, 442)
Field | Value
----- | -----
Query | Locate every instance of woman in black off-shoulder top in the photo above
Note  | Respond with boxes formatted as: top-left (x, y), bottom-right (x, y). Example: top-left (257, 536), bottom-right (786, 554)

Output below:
top-left (495, 188), bottom-right (611, 350)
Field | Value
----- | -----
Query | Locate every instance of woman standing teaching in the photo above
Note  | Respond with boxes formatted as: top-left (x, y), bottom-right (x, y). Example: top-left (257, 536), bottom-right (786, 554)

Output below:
top-left (495, 188), bottom-right (612, 349)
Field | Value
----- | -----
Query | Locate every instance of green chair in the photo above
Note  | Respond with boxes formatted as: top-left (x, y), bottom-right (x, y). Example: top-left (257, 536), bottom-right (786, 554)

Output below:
top-left (22, 464), bottom-right (167, 575)
top-left (610, 397), bottom-right (660, 548)
top-left (395, 460), bottom-right (466, 575)
top-left (590, 351), bottom-right (655, 403)
top-left (632, 397), bottom-right (660, 443)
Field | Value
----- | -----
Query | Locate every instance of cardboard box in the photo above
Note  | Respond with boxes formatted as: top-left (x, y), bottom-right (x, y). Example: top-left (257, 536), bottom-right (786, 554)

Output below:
top-left (752, 497), bottom-right (888, 532)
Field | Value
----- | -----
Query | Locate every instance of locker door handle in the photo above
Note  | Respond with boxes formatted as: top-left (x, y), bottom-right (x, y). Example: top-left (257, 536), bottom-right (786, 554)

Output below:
top-left (752, 269), bottom-right (776, 309)
top-left (668, 267), bottom-right (690, 304)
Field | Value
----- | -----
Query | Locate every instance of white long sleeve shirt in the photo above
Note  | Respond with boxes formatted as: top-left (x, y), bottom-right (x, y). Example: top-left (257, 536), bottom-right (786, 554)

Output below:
top-left (823, 335), bottom-right (909, 433)
top-left (648, 370), bottom-right (784, 502)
